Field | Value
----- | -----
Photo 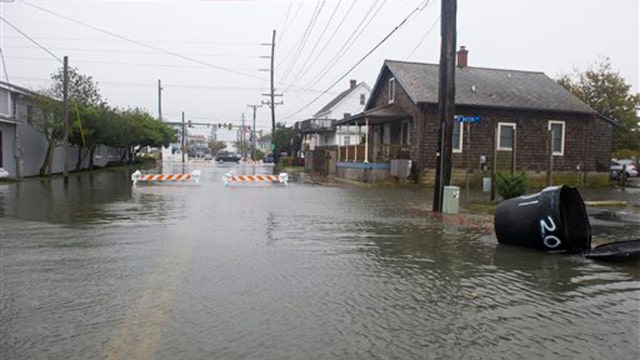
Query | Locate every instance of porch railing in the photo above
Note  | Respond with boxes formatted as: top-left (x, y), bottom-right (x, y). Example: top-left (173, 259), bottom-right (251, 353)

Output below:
top-left (337, 144), bottom-right (411, 162)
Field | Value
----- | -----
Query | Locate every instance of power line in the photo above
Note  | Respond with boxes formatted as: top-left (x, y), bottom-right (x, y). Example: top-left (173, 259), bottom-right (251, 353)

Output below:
top-left (281, 0), bottom-right (356, 94)
top-left (296, 0), bottom-right (385, 92)
top-left (274, 1), bottom-right (306, 70)
top-left (279, 0), bottom-right (326, 85)
top-left (7, 55), bottom-right (262, 71)
top-left (283, 0), bottom-right (432, 120)
top-left (0, 15), bottom-right (61, 63)
top-left (277, 1), bottom-right (294, 45)
top-left (18, 0), bottom-right (264, 81)
top-left (4, 45), bottom-right (267, 58)
top-left (283, 0), bottom-right (343, 90)
top-left (3, 35), bottom-right (259, 46)
top-left (406, 13), bottom-right (440, 59)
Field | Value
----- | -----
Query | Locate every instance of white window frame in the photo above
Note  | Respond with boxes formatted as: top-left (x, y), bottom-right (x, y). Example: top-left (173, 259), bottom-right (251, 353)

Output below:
top-left (452, 119), bottom-right (464, 153)
top-left (400, 119), bottom-right (411, 146)
top-left (388, 77), bottom-right (395, 104)
top-left (497, 122), bottom-right (516, 151)
top-left (548, 120), bottom-right (565, 156)
top-left (0, 89), bottom-right (11, 117)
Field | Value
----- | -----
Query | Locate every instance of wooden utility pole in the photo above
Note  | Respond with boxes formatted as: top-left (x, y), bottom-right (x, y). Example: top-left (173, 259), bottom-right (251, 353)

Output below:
top-left (158, 79), bottom-right (163, 121)
top-left (181, 111), bottom-right (186, 164)
top-left (262, 30), bottom-right (283, 163)
top-left (63, 55), bottom-right (69, 184)
top-left (241, 112), bottom-right (247, 159)
top-left (432, 0), bottom-right (457, 212)
top-left (247, 104), bottom-right (262, 160)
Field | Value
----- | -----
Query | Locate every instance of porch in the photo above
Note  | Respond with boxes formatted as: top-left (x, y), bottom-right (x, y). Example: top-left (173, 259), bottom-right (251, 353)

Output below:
top-left (332, 104), bottom-right (414, 183)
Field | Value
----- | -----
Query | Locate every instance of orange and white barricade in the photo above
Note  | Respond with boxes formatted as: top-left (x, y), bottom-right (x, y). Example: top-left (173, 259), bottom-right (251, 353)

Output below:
top-left (222, 172), bottom-right (288, 186)
top-left (131, 170), bottom-right (201, 185)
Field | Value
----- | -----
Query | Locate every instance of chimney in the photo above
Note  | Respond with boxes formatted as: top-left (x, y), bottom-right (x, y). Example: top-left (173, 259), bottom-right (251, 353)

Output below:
top-left (350, 79), bottom-right (357, 89)
top-left (457, 46), bottom-right (468, 68)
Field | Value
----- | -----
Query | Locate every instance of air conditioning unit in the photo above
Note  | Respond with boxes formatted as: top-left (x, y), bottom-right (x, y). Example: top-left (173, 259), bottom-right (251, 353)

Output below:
top-left (390, 159), bottom-right (412, 178)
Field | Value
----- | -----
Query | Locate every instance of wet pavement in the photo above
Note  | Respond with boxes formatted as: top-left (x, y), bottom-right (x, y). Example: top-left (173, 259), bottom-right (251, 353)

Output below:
top-left (1, 164), bottom-right (639, 359)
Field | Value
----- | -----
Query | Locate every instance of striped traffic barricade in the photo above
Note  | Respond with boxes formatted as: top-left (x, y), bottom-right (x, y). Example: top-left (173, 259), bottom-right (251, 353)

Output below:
top-left (222, 172), bottom-right (288, 186)
top-left (131, 169), bottom-right (201, 185)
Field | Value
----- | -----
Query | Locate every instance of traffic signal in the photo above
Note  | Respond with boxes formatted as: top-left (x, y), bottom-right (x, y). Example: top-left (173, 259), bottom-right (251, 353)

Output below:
top-left (227, 123), bottom-right (232, 130)
top-left (188, 120), bottom-right (193, 128)
top-left (218, 123), bottom-right (222, 129)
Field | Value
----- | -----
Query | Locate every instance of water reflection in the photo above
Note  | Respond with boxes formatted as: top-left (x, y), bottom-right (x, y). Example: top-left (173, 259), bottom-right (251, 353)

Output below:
top-left (1, 167), bottom-right (639, 359)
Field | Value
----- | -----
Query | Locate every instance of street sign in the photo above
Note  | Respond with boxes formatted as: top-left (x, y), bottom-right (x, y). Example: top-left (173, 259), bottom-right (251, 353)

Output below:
top-left (456, 115), bottom-right (481, 123)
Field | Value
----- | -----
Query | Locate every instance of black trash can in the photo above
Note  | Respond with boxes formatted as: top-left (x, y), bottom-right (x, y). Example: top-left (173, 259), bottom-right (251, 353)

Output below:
top-left (494, 185), bottom-right (591, 254)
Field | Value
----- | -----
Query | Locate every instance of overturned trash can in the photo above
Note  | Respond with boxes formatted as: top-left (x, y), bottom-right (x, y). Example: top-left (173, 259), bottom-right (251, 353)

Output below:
top-left (494, 185), bottom-right (591, 254)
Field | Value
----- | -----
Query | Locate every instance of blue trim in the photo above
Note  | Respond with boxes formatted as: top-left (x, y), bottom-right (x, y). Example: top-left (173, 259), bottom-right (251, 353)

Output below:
top-left (337, 162), bottom-right (390, 170)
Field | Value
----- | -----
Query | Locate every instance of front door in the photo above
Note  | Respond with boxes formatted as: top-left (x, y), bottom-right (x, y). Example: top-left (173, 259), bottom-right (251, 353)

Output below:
top-left (383, 123), bottom-right (391, 158)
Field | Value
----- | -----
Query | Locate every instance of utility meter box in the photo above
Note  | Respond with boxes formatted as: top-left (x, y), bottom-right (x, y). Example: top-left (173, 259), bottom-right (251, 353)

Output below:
top-left (442, 186), bottom-right (460, 214)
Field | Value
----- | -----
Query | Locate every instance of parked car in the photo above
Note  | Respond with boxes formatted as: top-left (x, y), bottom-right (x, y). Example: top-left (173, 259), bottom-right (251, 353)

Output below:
top-left (610, 159), bottom-right (638, 179)
top-left (262, 153), bottom-right (274, 164)
top-left (215, 151), bottom-right (241, 163)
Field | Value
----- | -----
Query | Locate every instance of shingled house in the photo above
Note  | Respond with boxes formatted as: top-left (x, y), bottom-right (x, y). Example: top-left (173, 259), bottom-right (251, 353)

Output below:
top-left (333, 47), bottom-right (615, 183)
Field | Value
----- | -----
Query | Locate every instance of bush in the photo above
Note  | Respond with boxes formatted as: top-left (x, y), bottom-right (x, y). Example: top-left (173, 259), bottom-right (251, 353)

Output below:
top-left (279, 156), bottom-right (293, 167)
top-left (496, 172), bottom-right (527, 200)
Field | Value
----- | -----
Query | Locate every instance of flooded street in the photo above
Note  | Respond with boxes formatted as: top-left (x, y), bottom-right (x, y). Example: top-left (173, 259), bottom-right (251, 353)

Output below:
top-left (1, 164), bottom-right (639, 359)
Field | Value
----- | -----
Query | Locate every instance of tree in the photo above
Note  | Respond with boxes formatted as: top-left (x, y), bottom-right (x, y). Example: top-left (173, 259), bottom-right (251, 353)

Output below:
top-left (48, 66), bottom-right (105, 108)
top-left (208, 140), bottom-right (227, 154)
top-left (557, 57), bottom-right (640, 152)
top-left (272, 121), bottom-right (296, 157)
top-left (28, 66), bottom-right (106, 175)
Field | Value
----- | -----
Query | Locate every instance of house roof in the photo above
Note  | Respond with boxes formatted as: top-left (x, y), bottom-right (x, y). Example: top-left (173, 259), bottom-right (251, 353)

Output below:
top-left (336, 103), bottom-right (409, 126)
top-left (379, 60), bottom-right (596, 114)
top-left (314, 82), bottom-right (369, 118)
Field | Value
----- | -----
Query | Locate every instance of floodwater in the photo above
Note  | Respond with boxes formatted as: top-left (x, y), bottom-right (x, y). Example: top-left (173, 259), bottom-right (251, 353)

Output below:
top-left (1, 164), bottom-right (639, 360)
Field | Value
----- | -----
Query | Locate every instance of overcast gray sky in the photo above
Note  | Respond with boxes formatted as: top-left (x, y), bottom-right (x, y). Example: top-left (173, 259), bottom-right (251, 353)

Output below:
top-left (2, 0), bottom-right (638, 134)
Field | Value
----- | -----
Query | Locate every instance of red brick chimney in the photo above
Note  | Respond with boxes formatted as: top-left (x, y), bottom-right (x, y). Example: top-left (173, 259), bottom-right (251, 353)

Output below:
top-left (457, 46), bottom-right (468, 68)
top-left (350, 79), bottom-right (357, 89)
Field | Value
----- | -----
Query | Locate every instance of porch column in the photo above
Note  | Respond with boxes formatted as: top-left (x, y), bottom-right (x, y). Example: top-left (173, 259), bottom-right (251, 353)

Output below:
top-left (354, 124), bottom-right (360, 162)
top-left (337, 127), bottom-right (341, 161)
top-left (345, 125), bottom-right (349, 161)
top-left (364, 118), bottom-right (369, 163)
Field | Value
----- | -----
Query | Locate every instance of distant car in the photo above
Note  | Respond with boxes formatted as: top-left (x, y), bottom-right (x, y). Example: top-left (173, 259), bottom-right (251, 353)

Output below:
top-left (610, 159), bottom-right (638, 179)
top-left (215, 151), bottom-right (241, 163)
top-left (204, 154), bottom-right (213, 161)
top-left (262, 153), bottom-right (274, 163)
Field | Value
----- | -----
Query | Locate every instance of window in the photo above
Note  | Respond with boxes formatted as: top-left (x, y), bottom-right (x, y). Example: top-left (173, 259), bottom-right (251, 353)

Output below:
top-left (344, 136), bottom-right (350, 146)
top-left (548, 121), bottom-right (565, 156)
top-left (400, 120), bottom-right (411, 146)
top-left (452, 119), bottom-right (464, 152)
top-left (343, 113), bottom-right (351, 119)
top-left (388, 77), bottom-right (395, 104)
top-left (27, 104), bottom-right (33, 122)
top-left (0, 89), bottom-right (10, 117)
top-left (360, 93), bottom-right (366, 105)
top-left (497, 123), bottom-right (516, 151)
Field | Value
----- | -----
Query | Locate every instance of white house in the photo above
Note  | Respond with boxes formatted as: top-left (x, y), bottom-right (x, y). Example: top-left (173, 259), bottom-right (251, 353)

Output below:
top-left (296, 79), bottom-right (371, 151)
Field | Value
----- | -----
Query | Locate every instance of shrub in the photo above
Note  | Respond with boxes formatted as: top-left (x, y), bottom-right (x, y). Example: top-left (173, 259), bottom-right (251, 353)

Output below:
top-left (496, 172), bottom-right (527, 200)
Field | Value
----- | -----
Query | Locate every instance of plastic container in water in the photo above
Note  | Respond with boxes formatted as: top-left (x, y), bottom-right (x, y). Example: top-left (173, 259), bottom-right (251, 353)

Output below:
top-left (494, 185), bottom-right (591, 254)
